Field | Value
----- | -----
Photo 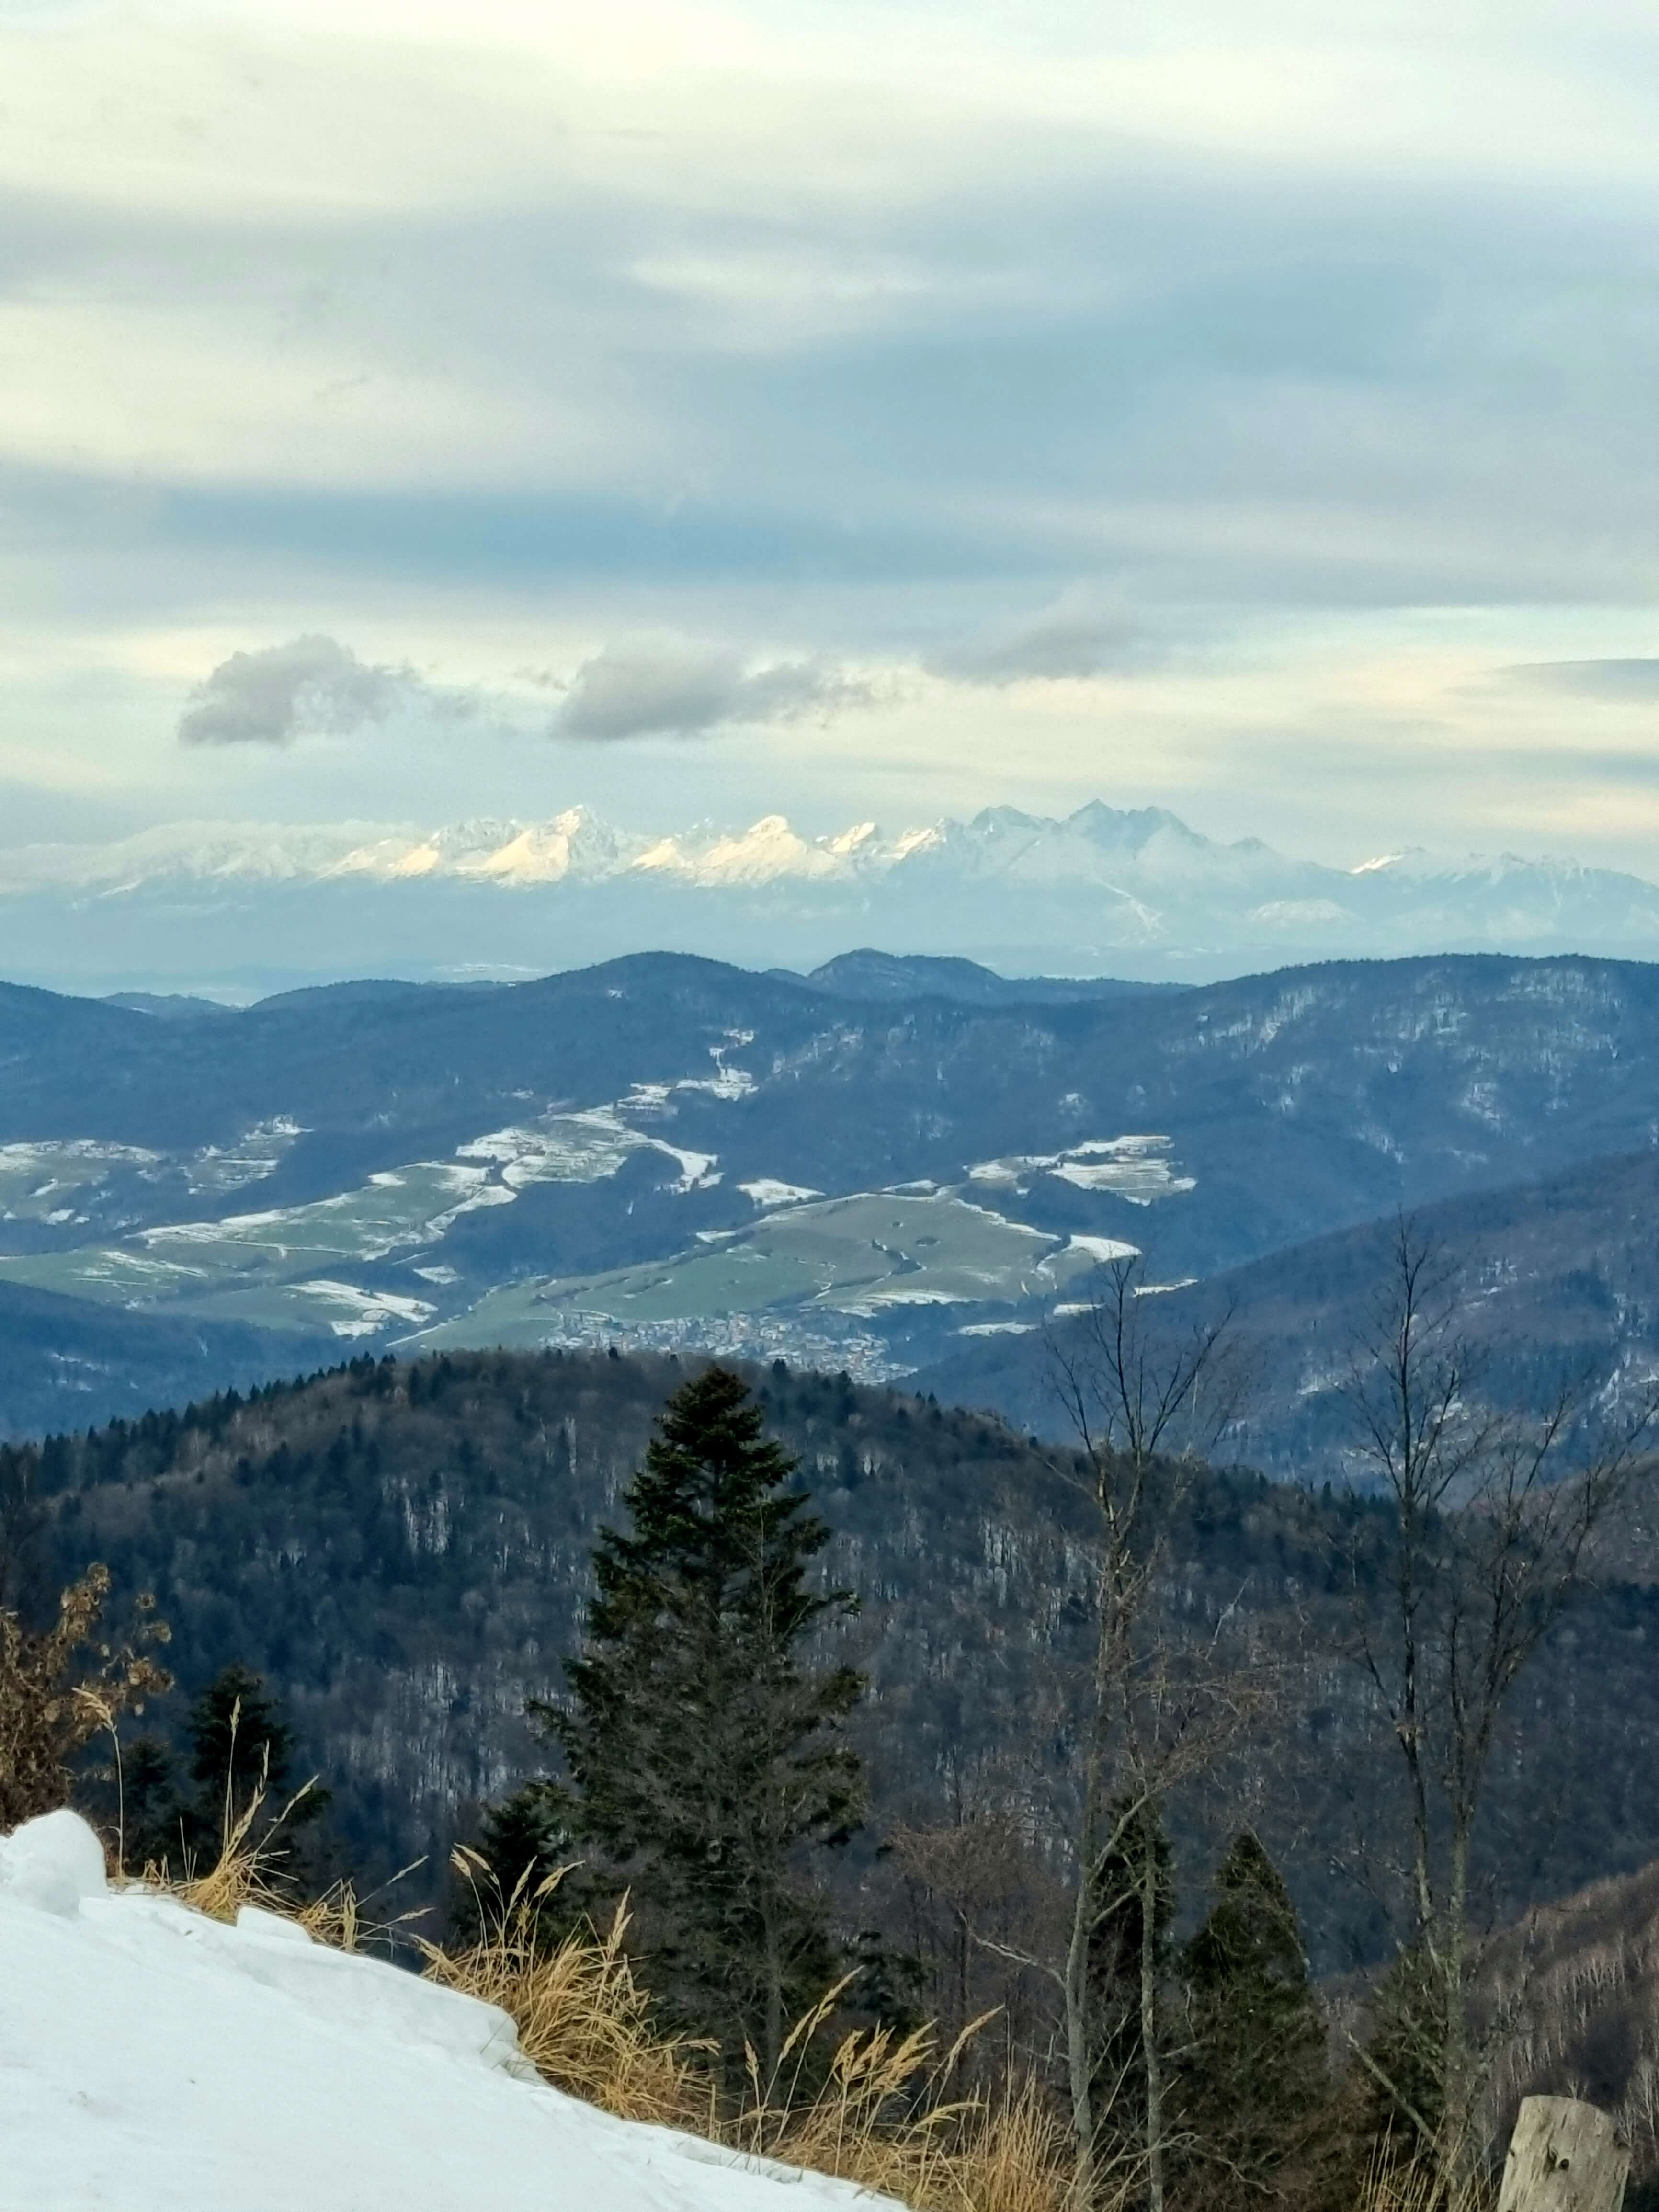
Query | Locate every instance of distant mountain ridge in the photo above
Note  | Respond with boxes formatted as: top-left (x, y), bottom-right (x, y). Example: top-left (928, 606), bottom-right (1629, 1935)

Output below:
top-left (6, 801), bottom-right (1659, 995)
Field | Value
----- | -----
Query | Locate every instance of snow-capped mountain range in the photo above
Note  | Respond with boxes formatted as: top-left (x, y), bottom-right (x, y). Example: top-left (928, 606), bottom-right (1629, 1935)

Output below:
top-left (5, 800), bottom-right (1659, 995)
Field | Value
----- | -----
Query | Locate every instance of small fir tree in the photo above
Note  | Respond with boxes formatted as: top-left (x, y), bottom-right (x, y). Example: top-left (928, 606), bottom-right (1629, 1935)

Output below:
top-left (120, 1735), bottom-right (182, 1870)
top-left (1180, 1830), bottom-right (1328, 2201)
top-left (452, 1779), bottom-right (583, 1946)
top-left (162, 1665), bottom-right (326, 1870)
top-left (186, 1664), bottom-right (295, 1804)
top-left (536, 1366), bottom-right (865, 2070)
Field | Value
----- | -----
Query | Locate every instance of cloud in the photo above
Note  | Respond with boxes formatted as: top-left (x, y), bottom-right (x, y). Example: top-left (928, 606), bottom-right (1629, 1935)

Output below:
top-left (933, 601), bottom-right (1149, 685)
top-left (178, 636), bottom-right (411, 746)
top-left (552, 639), bottom-right (869, 741)
top-left (1507, 659), bottom-right (1659, 700)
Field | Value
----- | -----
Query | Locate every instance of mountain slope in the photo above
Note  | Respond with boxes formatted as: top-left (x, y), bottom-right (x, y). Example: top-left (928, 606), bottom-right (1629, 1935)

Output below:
top-left (0, 1280), bottom-right (333, 1439)
top-left (918, 1142), bottom-right (1659, 1476)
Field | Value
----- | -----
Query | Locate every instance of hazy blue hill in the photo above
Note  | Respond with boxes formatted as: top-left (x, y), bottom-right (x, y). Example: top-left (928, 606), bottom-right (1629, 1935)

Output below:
top-left (0, 1280), bottom-right (333, 1438)
top-left (102, 992), bottom-right (234, 1021)
top-left (794, 949), bottom-right (1185, 1005)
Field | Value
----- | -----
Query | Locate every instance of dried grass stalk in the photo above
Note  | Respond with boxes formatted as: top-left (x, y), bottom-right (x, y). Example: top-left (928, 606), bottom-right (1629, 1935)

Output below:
top-left (419, 1851), bottom-right (705, 2130)
top-left (420, 1855), bottom-right (1073, 2212)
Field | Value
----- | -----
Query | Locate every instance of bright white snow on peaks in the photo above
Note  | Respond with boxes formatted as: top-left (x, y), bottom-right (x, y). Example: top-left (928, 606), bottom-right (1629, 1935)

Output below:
top-left (8, 801), bottom-right (1659, 927)
top-left (0, 1809), bottom-right (899, 2212)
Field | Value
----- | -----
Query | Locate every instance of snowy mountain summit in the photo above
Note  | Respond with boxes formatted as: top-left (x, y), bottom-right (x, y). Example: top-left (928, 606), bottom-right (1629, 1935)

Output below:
top-left (5, 800), bottom-right (1659, 994)
top-left (0, 1808), bottom-right (895, 2212)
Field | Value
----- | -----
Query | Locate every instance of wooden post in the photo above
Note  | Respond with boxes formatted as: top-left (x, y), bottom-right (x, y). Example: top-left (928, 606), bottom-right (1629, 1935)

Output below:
top-left (1499, 2097), bottom-right (1629, 2212)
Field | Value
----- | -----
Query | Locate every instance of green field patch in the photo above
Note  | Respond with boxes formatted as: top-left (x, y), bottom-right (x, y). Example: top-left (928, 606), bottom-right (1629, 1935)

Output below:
top-left (0, 1140), bottom-right (160, 1226)
top-left (417, 1189), bottom-right (1114, 1350)
top-left (0, 1244), bottom-right (213, 1305)
top-left (0, 1159), bottom-right (509, 1311)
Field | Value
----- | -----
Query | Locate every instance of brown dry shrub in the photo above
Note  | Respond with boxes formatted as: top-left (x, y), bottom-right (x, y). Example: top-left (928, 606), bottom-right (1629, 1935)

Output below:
top-left (0, 1564), bottom-right (170, 1832)
top-left (732, 1978), bottom-right (1071, 2212)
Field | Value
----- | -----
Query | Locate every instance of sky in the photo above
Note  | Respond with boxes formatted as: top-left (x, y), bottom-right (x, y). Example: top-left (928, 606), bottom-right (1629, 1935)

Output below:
top-left (4, 0), bottom-right (1659, 867)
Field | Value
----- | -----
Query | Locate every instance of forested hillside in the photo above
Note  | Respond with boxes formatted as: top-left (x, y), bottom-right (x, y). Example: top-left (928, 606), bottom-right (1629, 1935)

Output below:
top-left (10, 1345), bottom-right (1659, 1973)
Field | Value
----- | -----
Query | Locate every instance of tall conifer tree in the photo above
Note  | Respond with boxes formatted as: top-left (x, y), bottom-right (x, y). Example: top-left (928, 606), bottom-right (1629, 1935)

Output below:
top-left (537, 1367), bottom-right (865, 2069)
top-left (1180, 1830), bottom-right (1328, 2200)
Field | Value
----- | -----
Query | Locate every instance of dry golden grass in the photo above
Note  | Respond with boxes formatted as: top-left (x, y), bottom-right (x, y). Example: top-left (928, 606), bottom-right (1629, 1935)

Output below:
top-left (114, 1700), bottom-right (418, 1956)
top-left (420, 1850), bottom-right (707, 2129)
top-left (118, 1786), bottom-right (1068, 2212)
top-left (420, 1852), bottom-right (1072, 2212)
top-left (733, 1990), bottom-right (1070, 2212)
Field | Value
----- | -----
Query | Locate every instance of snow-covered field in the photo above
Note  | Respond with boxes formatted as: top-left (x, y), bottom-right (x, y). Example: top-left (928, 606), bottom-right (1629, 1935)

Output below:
top-left (0, 1810), bottom-right (896, 2212)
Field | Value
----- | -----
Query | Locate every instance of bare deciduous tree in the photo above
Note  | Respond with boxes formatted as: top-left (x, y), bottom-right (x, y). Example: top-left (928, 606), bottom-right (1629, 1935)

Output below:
top-left (1047, 1254), bottom-right (1253, 2211)
top-left (1342, 1220), bottom-right (1659, 2174)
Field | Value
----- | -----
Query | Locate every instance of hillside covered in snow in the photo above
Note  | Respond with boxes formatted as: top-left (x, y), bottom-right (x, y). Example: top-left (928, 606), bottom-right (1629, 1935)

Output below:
top-left (0, 1808), bottom-right (893, 2212)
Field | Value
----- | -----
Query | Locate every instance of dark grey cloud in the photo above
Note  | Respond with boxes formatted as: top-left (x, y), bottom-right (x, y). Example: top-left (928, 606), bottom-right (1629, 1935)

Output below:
top-left (553, 639), bottom-right (869, 741)
top-left (178, 635), bottom-right (411, 746)
top-left (1507, 659), bottom-right (1659, 701)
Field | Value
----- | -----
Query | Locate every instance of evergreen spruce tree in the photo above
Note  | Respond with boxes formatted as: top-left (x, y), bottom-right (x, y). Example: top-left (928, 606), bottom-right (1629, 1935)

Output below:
top-left (186, 1664), bottom-right (295, 1805)
top-left (1180, 1831), bottom-right (1328, 2202)
top-left (120, 1735), bottom-right (182, 1871)
top-left (535, 1367), bottom-right (865, 2071)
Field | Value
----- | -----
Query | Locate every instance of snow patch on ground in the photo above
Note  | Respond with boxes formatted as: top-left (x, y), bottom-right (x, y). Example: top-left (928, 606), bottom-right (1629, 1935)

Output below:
top-left (676, 1043), bottom-right (758, 1100)
top-left (456, 1107), bottom-right (649, 1187)
top-left (739, 1179), bottom-right (823, 1207)
top-left (967, 1135), bottom-right (1195, 1204)
top-left (291, 1281), bottom-right (438, 1337)
top-left (1058, 1234), bottom-right (1141, 1265)
top-left (184, 1118), bottom-right (306, 1197)
top-left (648, 1140), bottom-right (722, 1192)
top-left (0, 1810), bottom-right (898, 2212)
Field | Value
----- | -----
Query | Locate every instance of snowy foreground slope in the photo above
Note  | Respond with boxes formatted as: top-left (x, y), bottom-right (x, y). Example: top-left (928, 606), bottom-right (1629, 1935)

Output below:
top-left (0, 1812), bottom-right (894, 2212)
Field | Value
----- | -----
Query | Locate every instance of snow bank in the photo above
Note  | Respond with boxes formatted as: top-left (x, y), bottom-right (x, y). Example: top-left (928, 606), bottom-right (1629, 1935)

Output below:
top-left (0, 1812), bottom-right (897, 2212)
